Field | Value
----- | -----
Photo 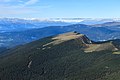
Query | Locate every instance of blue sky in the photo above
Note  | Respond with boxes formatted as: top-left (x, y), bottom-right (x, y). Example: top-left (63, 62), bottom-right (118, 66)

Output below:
top-left (0, 0), bottom-right (120, 18)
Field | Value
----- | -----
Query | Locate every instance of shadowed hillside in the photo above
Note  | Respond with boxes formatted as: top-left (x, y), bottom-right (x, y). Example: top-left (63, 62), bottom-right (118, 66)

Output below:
top-left (0, 32), bottom-right (120, 80)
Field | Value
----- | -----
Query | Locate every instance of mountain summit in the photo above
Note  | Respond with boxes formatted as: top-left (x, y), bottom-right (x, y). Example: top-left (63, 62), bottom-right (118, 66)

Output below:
top-left (42, 32), bottom-right (119, 53)
top-left (43, 31), bottom-right (92, 46)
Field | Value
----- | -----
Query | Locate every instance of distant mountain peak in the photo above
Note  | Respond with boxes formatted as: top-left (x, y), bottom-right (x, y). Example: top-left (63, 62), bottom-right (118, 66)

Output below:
top-left (93, 21), bottom-right (120, 27)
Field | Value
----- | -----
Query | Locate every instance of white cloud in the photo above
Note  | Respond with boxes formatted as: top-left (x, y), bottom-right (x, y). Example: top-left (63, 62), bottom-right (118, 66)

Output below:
top-left (0, 0), bottom-right (38, 6)
top-left (0, 5), bottom-right (40, 16)
top-left (3, 0), bottom-right (11, 2)
top-left (0, 4), bottom-right (50, 17)
top-left (0, 0), bottom-right (51, 18)
top-left (25, 0), bottom-right (39, 6)
top-left (0, 0), bottom-right (18, 2)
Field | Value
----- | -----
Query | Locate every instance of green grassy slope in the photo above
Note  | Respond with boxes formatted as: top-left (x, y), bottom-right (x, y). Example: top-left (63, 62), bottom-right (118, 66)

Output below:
top-left (0, 35), bottom-right (120, 80)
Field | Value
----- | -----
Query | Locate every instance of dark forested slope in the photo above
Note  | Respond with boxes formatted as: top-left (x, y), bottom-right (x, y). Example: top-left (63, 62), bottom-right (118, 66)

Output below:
top-left (0, 32), bottom-right (120, 80)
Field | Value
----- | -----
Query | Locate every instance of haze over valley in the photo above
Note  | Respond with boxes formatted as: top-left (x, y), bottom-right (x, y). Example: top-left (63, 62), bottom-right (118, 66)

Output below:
top-left (0, 18), bottom-right (120, 47)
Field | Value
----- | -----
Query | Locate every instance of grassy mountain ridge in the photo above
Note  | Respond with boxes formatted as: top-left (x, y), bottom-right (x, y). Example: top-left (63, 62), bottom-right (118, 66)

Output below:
top-left (0, 32), bottom-right (120, 80)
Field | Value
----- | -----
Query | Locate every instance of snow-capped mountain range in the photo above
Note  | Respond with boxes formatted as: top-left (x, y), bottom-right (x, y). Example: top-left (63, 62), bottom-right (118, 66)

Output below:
top-left (1, 18), bottom-right (120, 32)
top-left (0, 18), bottom-right (120, 47)
top-left (1, 18), bottom-right (120, 24)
